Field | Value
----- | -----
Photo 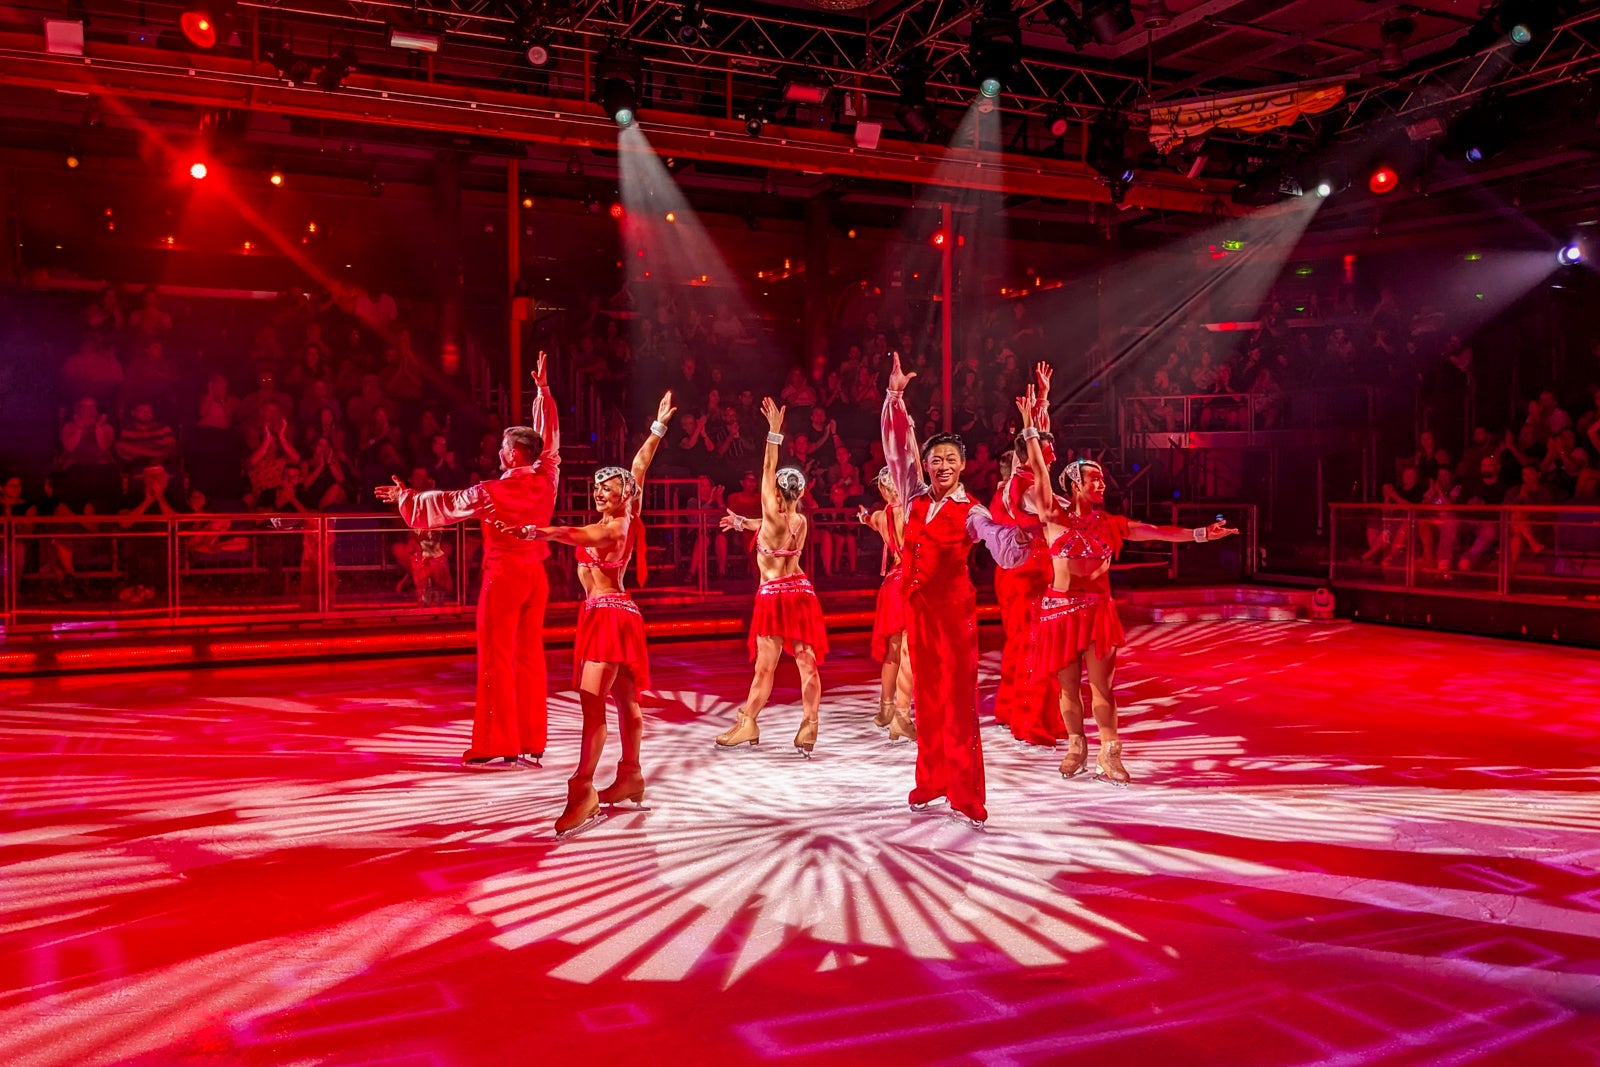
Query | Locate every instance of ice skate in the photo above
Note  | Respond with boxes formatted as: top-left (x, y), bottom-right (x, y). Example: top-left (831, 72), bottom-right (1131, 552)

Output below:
top-left (461, 754), bottom-right (519, 771)
top-left (715, 713), bottom-right (760, 748)
top-left (597, 761), bottom-right (650, 810)
top-left (1094, 740), bottom-right (1131, 786)
top-left (909, 792), bottom-right (944, 813)
top-left (516, 752), bottom-right (544, 769)
top-left (554, 778), bottom-right (605, 839)
top-left (873, 698), bottom-right (895, 728)
top-left (888, 707), bottom-right (917, 743)
top-left (950, 807), bottom-right (986, 829)
top-left (1058, 734), bottom-right (1088, 778)
top-left (793, 717), bottom-right (818, 758)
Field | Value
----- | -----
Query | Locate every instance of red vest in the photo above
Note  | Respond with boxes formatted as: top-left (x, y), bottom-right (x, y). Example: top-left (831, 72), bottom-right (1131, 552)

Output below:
top-left (902, 493), bottom-right (977, 599)
top-left (480, 470), bottom-right (556, 567)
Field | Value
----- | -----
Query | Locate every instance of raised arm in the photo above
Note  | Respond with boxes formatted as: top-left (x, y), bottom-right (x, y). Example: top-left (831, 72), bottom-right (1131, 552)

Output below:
top-left (529, 352), bottom-right (560, 480)
top-left (1016, 385), bottom-right (1060, 522)
top-left (880, 352), bottom-right (926, 506)
top-left (630, 391), bottom-right (677, 488)
top-left (521, 521), bottom-right (624, 550)
top-left (757, 396), bottom-right (789, 524)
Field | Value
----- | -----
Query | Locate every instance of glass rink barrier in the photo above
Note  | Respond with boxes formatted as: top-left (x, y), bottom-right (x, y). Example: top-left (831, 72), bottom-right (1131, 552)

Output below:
top-left (1329, 504), bottom-right (1600, 601)
top-left (0, 501), bottom-right (1263, 634)
top-left (1121, 387), bottom-right (1375, 438)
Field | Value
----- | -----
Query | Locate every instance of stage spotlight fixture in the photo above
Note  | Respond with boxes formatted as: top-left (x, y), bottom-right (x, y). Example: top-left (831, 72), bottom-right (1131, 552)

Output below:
top-left (1044, 0), bottom-right (1090, 48)
top-left (315, 46), bottom-right (356, 92)
top-left (1082, 0), bottom-right (1135, 45)
top-left (513, 8), bottom-right (552, 66)
top-left (269, 169), bottom-right (284, 186)
top-left (524, 34), bottom-right (551, 66)
top-left (190, 160), bottom-right (209, 179)
top-left (609, 201), bottom-right (624, 219)
top-left (1315, 180), bottom-right (1332, 198)
top-left (1559, 243), bottom-right (1583, 266)
top-left (1453, 105), bottom-right (1509, 164)
top-left (676, 0), bottom-right (707, 44)
top-left (665, 212), bottom-right (677, 223)
top-left (1378, 16), bottom-right (1414, 73)
top-left (179, 0), bottom-right (235, 49)
top-left (782, 79), bottom-right (829, 106)
top-left (894, 56), bottom-right (934, 140)
top-left (387, 26), bottom-right (441, 53)
top-left (1143, 0), bottom-right (1173, 29)
top-left (1046, 105), bottom-right (1070, 139)
top-left (521, 194), bottom-right (534, 209)
top-left (65, 149), bottom-right (81, 169)
top-left (745, 108), bottom-right (767, 137)
top-left (1368, 164), bottom-right (1399, 194)
top-left (596, 45), bottom-right (644, 127)
top-left (1088, 112), bottom-right (1136, 201)
top-left (970, 0), bottom-right (1020, 99)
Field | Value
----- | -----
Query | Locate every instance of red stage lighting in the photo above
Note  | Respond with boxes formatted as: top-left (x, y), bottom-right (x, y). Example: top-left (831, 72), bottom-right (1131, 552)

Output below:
top-left (1368, 165), bottom-right (1398, 194)
top-left (932, 231), bottom-right (947, 247)
top-left (179, 1), bottom-right (233, 48)
top-left (610, 202), bottom-right (625, 219)
top-left (189, 161), bottom-right (209, 180)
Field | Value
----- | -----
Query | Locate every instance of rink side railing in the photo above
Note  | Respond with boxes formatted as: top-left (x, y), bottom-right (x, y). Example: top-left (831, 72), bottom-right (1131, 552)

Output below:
top-left (0, 501), bottom-right (1258, 636)
top-left (1329, 503), bottom-right (1600, 601)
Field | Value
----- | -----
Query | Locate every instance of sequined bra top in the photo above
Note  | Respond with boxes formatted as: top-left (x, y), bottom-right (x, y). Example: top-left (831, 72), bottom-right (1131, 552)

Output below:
top-left (575, 544), bottom-right (628, 572)
top-left (1050, 515), bottom-right (1116, 561)
top-left (757, 513), bottom-right (804, 558)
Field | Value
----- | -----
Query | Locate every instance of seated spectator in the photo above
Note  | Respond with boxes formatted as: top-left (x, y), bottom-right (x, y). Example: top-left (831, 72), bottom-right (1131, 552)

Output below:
top-left (1505, 463), bottom-right (1556, 565)
top-left (1541, 427), bottom-right (1581, 500)
top-left (423, 433), bottom-right (465, 491)
top-left (116, 464), bottom-right (180, 603)
top-left (1363, 465), bottom-right (1425, 565)
top-left (127, 286), bottom-right (173, 341)
top-left (302, 436), bottom-right (355, 509)
top-left (1538, 387), bottom-right (1572, 436)
top-left (687, 475), bottom-right (727, 584)
top-left (245, 413), bottom-right (301, 508)
top-left (346, 374), bottom-right (398, 438)
top-left (237, 371), bottom-right (295, 429)
top-left (2, 474), bottom-right (37, 585)
top-left (286, 343), bottom-right (334, 393)
top-left (185, 489), bottom-right (248, 558)
top-left (113, 402), bottom-right (177, 470)
top-left (60, 336), bottom-right (124, 412)
top-left (355, 407), bottom-right (406, 499)
top-left (198, 373), bottom-right (239, 431)
top-left (125, 341), bottom-right (183, 419)
top-left (56, 397), bottom-right (120, 511)
top-left (298, 379), bottom-right (342, 429)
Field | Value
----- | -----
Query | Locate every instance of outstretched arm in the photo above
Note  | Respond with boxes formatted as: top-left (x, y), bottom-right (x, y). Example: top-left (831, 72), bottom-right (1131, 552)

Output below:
top-left (719, 509), bottom-right (760, 533)
top-left (376, 475), bottom-right (492, 530)
top-left (759, 397), bottom-right (787, 524)
top-left (519, 521), bottom-right (624, 550)
top-left (1126, 517), bottom-right (1238, 543)
top-left (880, 353), bottom-right (926, 507)
top-left (631, 391), bottom-right (677, 487)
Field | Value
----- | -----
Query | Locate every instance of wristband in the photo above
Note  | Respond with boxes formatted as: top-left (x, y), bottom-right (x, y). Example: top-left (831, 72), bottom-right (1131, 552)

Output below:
top-left (650, 420), bottom-right (668, 438)
top-left (885, 389), bottom-right (904, 401)
top-left (1192, 527), bottom-right (1207, 543)
top-left (1020, 427), bottom-right (1040, 441)
top-left (766, 431), bottom-right (784, 445)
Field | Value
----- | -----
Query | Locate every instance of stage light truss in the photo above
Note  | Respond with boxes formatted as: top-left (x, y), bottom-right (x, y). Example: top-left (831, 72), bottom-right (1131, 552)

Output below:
top-left (1337, 7), bottom-right (1600, 134)
top-left (221, 0), bottom-right (1152, 128)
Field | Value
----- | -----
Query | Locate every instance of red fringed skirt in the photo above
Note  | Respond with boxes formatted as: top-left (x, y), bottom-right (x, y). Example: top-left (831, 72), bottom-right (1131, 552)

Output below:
top-left (1030, 589), bottom-right (1124, 674)
top-left (575, 592), bottom-right (651, 691)
top-left (870, 568), bottom-right (907, 662)
top-left (749, 572), bottom-right (830, 662)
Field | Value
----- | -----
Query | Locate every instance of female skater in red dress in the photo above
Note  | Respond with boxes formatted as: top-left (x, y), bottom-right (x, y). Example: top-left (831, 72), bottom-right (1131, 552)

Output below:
top-left (517, 391), bottom-right (676, 838)
top-left (858, 467), bottom-right (915, 742)
top-left (715, 397), bottom-right (829, 756)
top-left (990, 362), bottom-right (1065, 746)
top-left (882, 354), bottom-right (1029, 826)
top-left (1016, 378), bottom-right (1235, 783)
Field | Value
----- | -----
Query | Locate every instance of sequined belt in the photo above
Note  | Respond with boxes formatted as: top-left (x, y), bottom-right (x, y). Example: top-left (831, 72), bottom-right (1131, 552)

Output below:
top-left (758, 573), bottom-right (815, 596)
top-left (1039, 590), bottom-right (1104, 619)
top-left (585, 592), bottom-right (641, 615)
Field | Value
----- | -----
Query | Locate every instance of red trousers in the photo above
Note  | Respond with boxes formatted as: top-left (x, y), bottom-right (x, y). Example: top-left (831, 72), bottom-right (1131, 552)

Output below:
top-left (469, 559), bottom-right (549, 758)
top-left (995, 555), bottom-right (1062, 744)
top-left (907, 581), bottom-right (986, 822)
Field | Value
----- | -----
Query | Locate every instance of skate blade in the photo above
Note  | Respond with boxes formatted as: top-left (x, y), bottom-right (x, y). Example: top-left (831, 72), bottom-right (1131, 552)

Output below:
top-left (553, 811), bottom-right (607, 840)
top-left (516, 756), bottom-right (543, 769)
top-left (795, 747), bottom-right (813, 759)
top-left (714, 741), bottom-right (758, 750)
top-left (602, 799), bottom-right (652, 811)
top-left (909, 800), bottom-right (944, 813)
top-left (949, 812), bottom-right (986, 829)
top-left (1092, 773), bottom-right (1131, 788)
top-left (461, 760), bottom-right (520, 772)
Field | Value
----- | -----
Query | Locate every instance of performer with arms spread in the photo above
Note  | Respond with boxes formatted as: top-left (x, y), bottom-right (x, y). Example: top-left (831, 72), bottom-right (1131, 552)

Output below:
top-left (376, 355), bottom-right (560, 770)
top-left (881, 354), bottom-right (1029, 827)
top-left (717, 397), bottom-right (829, 756)
top-left (858, 468), bottom-right (915, 742)
top-left (1016, 375), bottom-right (1236, 783)
top-left (516, 391), bottom-right (676, 838)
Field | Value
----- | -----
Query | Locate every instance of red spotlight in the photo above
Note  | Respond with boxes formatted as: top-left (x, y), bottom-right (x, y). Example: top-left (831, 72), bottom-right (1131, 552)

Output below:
top-left (609, 202), bottom-right (625, 219)
top-left (1368, 165), bottom-right (1398, 194)
top-left (180, 11), bottom-right (216, 48)
top-left (932, 231), bottom-right (946, 247)
top-left (189, 161), bottom-right (209, 180)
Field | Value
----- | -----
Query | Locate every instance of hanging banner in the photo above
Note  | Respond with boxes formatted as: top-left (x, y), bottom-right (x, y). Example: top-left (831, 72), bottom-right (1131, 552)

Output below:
top-left (1144, 82), bottom-right (1347, 154)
